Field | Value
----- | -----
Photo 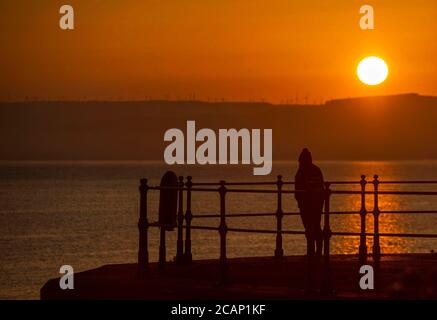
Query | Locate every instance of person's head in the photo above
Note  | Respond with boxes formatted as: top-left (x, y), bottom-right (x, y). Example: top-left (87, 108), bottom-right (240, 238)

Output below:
top-left (298, 148), bottom-right (312, 167)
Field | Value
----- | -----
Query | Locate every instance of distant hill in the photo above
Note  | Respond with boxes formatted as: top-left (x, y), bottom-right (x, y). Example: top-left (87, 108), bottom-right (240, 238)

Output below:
top-left (1, 94), bottom-right (437, 161)
top-left (326, 93), bottom-right (437, 108)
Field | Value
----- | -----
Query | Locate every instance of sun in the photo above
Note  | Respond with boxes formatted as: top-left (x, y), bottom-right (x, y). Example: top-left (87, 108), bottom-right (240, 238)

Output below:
top-left (357, 56), bottom-right (389, 86)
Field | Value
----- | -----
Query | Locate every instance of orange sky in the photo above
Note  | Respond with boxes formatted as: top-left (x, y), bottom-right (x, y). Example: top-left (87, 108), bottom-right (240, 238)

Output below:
top-left (1, 0), bottom-right (436, 102)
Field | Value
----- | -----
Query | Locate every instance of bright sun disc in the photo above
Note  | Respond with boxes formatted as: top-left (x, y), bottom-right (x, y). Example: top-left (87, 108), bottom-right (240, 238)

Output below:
top-left (357, 56), bottom-right (389, 85)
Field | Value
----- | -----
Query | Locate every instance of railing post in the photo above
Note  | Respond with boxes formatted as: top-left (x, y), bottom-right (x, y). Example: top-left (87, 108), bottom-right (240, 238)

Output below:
top-left (322, 182), bottom-right (333, 293)
top-left (184, 176), bottom-right (193, 263)
top-left (372, 175), bottom-right (381, 262)
top-left (176, 176), bottom-right (185, 263)
top-left (359, 175), bottom-right (368, 264)
top-left (138, 178), bottom-right (149, 271)
top-left (219, 180), bottom-right (228, 284)
top-left (159, 225), bottom-right (166, 269)
top-left (275, 175), bottom-right (284, 258)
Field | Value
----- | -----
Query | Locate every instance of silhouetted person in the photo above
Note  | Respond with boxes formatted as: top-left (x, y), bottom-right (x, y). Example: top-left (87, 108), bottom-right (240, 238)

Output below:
top-left (295, 148), bottom-right (325, 259)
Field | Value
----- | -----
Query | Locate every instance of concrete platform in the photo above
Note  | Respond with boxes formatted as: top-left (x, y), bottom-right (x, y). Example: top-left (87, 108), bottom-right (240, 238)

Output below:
top-left (40, 254), bottom-right (437, 300)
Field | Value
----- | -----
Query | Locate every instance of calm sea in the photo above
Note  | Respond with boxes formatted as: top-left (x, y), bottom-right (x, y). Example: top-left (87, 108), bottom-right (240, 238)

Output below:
top-left (1, 160), bottom-right (437, 299)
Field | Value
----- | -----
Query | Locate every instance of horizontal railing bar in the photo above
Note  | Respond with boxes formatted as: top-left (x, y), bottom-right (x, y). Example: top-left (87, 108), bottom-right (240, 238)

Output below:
top-left (148, 186), bottom-right (437, 196)
top-left (322, 181), bottom-right (360, 185)
top-left (189, 188), bottom-right (219, 192)
top-left (191, 181), bottom-right (364, 186)
top-left (169, 209), bottom-right (437, 219)
top-left (227, 228), bottom-right (306, 235)
top-left (318, 211), bottom-right (361, 215)
top-left (149, 210), bottom-right (437, 222)
top-left (332, 231), bottom-right (437, 238)
top-left (190, 180), bottom-right (437, 186)
top-left (285, 181), bottom-right (363, 185)
top-left (149, 186), bottom-right (218, 192)
top-left (282, 230), bottom-right (308, 235)
top-left (378, 232), bottom-right (437, 238)
top-left (283, 211), bottom-right (309, 216)
top-left (190, 211), bottom-right (361, 218)
top-left (227, 229), bottom-right (437, 238)
top-left (146, 224), bottom-right (437, 238)
top-left (185, 225), bottom-right (218, 231)
top-left (147, 224), bottom-right (219, 232)
top-left (379, 181), bottom-right (437, 184)
top-left (226, 189), bottom-right (296, 194)
top-left (149, 208), bottom-right (437, 223)
top-left (193, 213), bottom-right (277, 218)
top-left (227, 227), bottom-right (276, 234)
top-left (192, 182), bottom-right (278, 186)
top-left (380, 210), bottom-right (437, 214)
top-left (225, 189), bottom-right (437, 195)
top-left (331, 190), bottom-right (437, 196)
top-left (193, 227), bottom-right (437, 238)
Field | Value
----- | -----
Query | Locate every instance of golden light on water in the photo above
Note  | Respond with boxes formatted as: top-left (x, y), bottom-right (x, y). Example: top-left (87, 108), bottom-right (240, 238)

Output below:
top-left (331, 186), bottom-right (408, 255)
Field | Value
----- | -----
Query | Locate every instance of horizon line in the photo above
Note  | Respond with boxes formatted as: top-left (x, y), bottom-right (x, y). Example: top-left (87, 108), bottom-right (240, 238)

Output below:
top-left (0, 92), bottom-right (435, 105)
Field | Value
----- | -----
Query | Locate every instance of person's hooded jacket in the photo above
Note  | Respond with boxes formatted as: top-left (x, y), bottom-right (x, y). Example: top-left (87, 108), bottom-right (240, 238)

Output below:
top-left (294, 148), bottom-right (325, 212)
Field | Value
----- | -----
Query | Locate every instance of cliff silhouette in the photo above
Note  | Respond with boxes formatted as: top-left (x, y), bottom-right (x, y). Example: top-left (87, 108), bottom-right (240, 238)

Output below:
top-left (1, 93), bottom-right (437, 161)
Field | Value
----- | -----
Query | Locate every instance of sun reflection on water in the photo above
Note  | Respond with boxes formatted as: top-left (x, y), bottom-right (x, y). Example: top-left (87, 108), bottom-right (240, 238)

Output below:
top-left (330, 181), bottom-right (408, 255)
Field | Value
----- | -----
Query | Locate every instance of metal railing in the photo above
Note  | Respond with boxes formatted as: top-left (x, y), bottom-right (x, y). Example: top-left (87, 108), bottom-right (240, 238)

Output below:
top-left (137, 175), bottom-right (437, 287)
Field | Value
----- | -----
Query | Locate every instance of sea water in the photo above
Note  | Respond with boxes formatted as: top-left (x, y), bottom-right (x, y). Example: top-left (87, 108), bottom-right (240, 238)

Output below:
top-left (1, 160), bottom-right (437, 299)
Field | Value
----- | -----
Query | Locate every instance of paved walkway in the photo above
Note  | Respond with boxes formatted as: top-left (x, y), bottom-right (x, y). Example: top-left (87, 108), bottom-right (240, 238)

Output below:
top-left (41, 254), bottom-right (437, 299)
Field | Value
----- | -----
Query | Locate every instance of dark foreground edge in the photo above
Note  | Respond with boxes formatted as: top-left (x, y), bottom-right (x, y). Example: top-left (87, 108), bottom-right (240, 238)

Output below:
top-left (41, 254), bottom-right (437, 300)
top-left (2, 300), bottom-right (436, 320)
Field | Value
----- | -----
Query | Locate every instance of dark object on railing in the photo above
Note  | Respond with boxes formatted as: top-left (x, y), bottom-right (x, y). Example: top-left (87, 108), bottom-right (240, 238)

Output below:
top-left (158, 171), bottom-right (179, 231)
top-left (275, 175), bottom-right (284, 258)
top-left (184, 176), bottom-right (193, 263)
top-left (158, 171), bottom-right (179, 268)
top-left (138, 178), bottom-right (149, 271)
top-left (176, 176), bottom-right (185, 263)
top-left (359, 175), bottom-right (368, 264)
